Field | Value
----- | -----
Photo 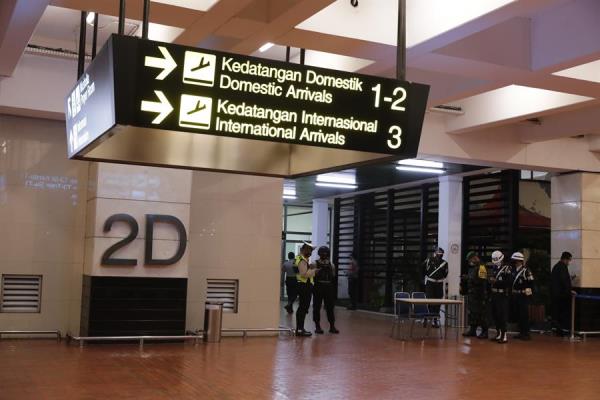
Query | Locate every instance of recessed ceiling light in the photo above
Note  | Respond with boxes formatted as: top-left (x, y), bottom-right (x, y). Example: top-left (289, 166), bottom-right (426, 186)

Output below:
top-left (315, 182), bottom-right (358, 189)
top-left (316, 172), bottom-right (356, 185)
top-left (398, 159), bottom-right (444, 169)
top-left (259, 42), bottom-right (274, 52)
top-left (396, 166), bottom-right (445, 174)
top-left (86, 12), bottom-right (95, 25)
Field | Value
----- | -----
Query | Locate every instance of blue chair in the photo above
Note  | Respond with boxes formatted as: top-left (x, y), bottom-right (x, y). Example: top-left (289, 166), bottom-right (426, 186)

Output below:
top-left (410, 292), bottom-right (441, 339)
top-left (391, 292), bottom-right (410, 339)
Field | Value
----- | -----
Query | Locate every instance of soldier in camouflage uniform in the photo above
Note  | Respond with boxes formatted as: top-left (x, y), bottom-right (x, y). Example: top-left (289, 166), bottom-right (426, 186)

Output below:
top-left (460, 251), bottom-right (489, 339)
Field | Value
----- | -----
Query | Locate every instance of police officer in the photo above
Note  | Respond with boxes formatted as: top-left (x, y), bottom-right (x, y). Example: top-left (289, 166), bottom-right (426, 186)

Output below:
top-left (461, 251), bottom-right (489, 339)
top-left (489, 251), bottom-right (511, 343)
top-left (313, 246), bottom-right (339, 334)
top-left (511, 252), bottom-right (534, 340)
top-left (423, 247), bottom-right (448, 328)
top-left (295, 242), bottom-right (317, 337)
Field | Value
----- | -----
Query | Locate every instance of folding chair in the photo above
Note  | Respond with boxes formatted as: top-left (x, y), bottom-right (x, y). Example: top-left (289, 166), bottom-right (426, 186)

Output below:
top-left (391, 291), bottom-right (410, 339)
top-left (410, 292), bottom-right (441, 339)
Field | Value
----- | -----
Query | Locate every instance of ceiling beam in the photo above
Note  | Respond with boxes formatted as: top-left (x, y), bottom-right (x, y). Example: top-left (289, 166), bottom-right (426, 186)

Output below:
top-left (50, 0), bottom-right (201, 28)
top-left (229, 0), bottom-right (335, 55)
top-left (174, 0), bottom-right (253, 46)
top-left (0, 0), bottom-right (49, 77)
top-left (517, 104), bottom-right (600, 143)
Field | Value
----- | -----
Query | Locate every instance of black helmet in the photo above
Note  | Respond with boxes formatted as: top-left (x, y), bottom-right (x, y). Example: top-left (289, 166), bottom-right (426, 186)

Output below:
top-left (318, 246), bottom-right (330, 257)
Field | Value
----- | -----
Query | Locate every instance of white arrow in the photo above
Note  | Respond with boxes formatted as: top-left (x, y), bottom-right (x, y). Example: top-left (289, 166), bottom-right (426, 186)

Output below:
top-left (141, 90), bottom-right (173, 124)
top-left (144, 46), bottom-right (177, 80)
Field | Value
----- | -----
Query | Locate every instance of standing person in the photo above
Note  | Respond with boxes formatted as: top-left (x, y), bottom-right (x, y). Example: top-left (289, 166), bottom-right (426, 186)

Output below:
top-left (511, 252), bottom-right (534, 340)
top-left (295, 242), bottom-right (316, 337)
top-left (313, 246), bottom-right (339, 334)
top-left (423, 247), bottom-right (448, 328)
top-left (551, 252), bottom-right (576, 337)
top-left (282, 252), bottom-right (297, 314)
top-left (489, 251), bottom-right (512, 343)
top-left (347, 252), bottom-right (359, 310)
top-left (461, 251), bottom-right (489, 339)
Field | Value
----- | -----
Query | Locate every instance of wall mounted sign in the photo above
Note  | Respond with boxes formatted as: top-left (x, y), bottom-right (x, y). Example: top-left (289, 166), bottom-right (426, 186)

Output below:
top-left (101, 213), bottom-right (187, 266)
top-left (65, 35), bottom-right (430, 177)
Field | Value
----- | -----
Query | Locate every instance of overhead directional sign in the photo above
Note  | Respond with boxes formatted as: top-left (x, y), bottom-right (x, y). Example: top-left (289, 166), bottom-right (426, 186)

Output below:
top-left (64, 35), bottom-right (430, 175)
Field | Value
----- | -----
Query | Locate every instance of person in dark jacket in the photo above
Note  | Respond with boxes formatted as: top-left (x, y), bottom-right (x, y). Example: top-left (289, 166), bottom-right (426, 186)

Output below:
top-left (489, 250), bottom-right (512, 343)
top-left (423, 247), bottom-right (448, 328)
top-left (551, 252), bottom-right (576, 336)
top-left (461, 251), bottom-right (489, 339)
top-left (511, 252), bottom-right (534, 340)
top-left (313, 246), bottom-right (339, 334)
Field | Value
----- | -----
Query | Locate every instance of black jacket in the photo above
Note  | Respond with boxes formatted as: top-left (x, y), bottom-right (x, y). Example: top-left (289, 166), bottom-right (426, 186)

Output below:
top-left (551, 261), bottom-right (571, 298)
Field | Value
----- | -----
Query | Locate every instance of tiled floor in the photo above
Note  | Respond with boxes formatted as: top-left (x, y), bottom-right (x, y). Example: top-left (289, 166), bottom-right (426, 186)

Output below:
top-left (1, 307), bottom-right (599, 399)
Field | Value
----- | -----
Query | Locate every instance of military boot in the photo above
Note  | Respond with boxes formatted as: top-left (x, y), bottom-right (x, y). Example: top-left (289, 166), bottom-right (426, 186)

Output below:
top-left (315, 323), bottom-right (324, 334)
top-left (497, 330), bottom-right (508, 343)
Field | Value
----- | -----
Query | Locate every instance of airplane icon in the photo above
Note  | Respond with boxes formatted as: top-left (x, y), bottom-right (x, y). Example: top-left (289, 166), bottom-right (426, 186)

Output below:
top-left (187, 100), bottom-right (206, 115)
top-left (179, 94), bottom-right (212, 130)
top-left (191, 57), bottom-right (210, 72)
top-left (183, 51), bottom-right (216, 87)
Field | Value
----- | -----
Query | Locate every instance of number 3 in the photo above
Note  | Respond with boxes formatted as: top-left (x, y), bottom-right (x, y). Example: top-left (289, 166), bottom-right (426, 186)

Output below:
top-left (387, 126), bottom-right (402, 149)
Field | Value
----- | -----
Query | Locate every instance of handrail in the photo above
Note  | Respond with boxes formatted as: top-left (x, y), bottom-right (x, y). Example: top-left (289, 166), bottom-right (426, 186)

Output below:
top-left (0, 330), bottom-right (61, 341)
top-left (221, 327), bottom-right (295, 338)
top-left (570, 293), bottom-right (600, 341)
top-left (66, 333), bottom-right (203, 348)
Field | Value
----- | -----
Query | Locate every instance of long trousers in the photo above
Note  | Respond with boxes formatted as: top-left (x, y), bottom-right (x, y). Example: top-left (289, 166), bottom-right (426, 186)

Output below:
top-left (491, 293), bottom-right (509, 333)
top-left (285, 278), bottom-right (298, 307)
top-left (552, 296), bottom-right (571, 332)
top-left (425, 282), bottom-right (443, 314)
top-left (313, 282), bottom-right (335, 324)
top-left (514, 294), bottom-right (531, 336)
top-left (296, 282), bottom-right (313, 331)
top-left (348, 277), bottom-right (358, 308)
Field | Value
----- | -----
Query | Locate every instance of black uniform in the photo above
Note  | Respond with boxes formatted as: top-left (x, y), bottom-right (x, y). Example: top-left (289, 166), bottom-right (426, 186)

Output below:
top-left (551, 261), bottom-right (572, 333)
top-left (512, 266), bottom-right (534, 339)
top-left (489, 264), bottom-right (512, 337)
top-left (461, 263), bottom-right (489, 336)
top-left (423, 256), bottom-right (448, 315)
top-left (313, 259), bottom-right (336, 326)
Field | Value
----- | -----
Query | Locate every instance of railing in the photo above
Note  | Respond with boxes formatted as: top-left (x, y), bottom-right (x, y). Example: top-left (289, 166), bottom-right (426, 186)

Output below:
top-left (66, 332), bottom-right (203, 349)
top-left (570, 293), bottom-right (600, 341)
top-left (0, 330), bottom-right (61, 341)
top-left (220, 327), bottom-right (295, 338)
top-left (67, 327), bottom-right (294, 348)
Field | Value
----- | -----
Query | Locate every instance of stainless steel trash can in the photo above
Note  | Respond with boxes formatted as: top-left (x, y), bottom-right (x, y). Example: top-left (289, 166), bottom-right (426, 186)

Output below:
top-left (203, 302), bottom-right (223, 343)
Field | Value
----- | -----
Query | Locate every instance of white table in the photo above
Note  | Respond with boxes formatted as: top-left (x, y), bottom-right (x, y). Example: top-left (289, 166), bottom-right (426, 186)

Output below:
top-left (393, 298), bottom-right (464, 340)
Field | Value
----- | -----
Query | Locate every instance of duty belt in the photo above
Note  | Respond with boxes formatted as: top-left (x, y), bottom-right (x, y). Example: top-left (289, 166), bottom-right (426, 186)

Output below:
top-left (425, 276), bottom-right (444, 283)
top-left (491, 288), bottom-right (506, 293)
top-left (316, 280), bottom-right (333, 284)
top-left (514, 289), bottom-right (528, 294)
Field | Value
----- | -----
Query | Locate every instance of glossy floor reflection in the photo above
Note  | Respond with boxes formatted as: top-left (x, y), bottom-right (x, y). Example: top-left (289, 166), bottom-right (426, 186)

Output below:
top-left (2, 306), bottom-right (600, 400)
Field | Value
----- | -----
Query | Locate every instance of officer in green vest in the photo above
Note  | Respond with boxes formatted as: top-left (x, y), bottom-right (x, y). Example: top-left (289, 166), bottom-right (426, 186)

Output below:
top-left (461, 251), bottom-right (490, 338)
top-left (295, 241), bottom-right (317, 337)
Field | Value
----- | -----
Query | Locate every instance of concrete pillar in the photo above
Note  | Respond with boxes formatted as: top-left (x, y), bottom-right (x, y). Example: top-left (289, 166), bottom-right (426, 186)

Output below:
top-left (552, 173), bottom-right (600, 331)
top-left (438, 175), bottom-right (463, 298)
top-left (311, 199), bottom-right (329, 261)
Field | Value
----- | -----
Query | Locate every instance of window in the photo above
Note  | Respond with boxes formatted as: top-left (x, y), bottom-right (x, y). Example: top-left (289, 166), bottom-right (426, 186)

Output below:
top-left (1, 275), bottom-right (42, 313)
top-left (206, 279), bottom-right (238, 313)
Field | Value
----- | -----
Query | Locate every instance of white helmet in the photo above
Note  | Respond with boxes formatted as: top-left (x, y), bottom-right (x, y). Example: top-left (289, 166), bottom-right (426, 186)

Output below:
top-left (491, 251), bottom-right (504, 266)
top-left (511, 252), bottom-right (525, 262)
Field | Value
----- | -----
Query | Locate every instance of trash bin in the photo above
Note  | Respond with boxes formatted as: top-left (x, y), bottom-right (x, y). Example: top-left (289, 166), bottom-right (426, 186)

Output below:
top-left (203, 302), bottom-right (223, 343)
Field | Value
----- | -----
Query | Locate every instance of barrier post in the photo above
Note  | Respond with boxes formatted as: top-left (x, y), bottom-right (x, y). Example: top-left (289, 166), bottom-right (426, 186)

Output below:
top-left (570, 293), bottom-right (577, 342)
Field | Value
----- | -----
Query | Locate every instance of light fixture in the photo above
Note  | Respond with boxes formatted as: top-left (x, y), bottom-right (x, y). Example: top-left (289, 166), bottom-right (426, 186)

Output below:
top-left (259, 42), bottom-right (274, 52)
top-left (86, 12), bottom-right (96, 25)
top-left (315, 182), bottom-right (358, 189)
top-left (397, 159), bottom-right (444, 169)
top-left (316, 172), bottom-right (356, 185)
top-left (396, 166), bottom-right (445, 174)
top-left (283, 180), bottom-right (296, 200)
